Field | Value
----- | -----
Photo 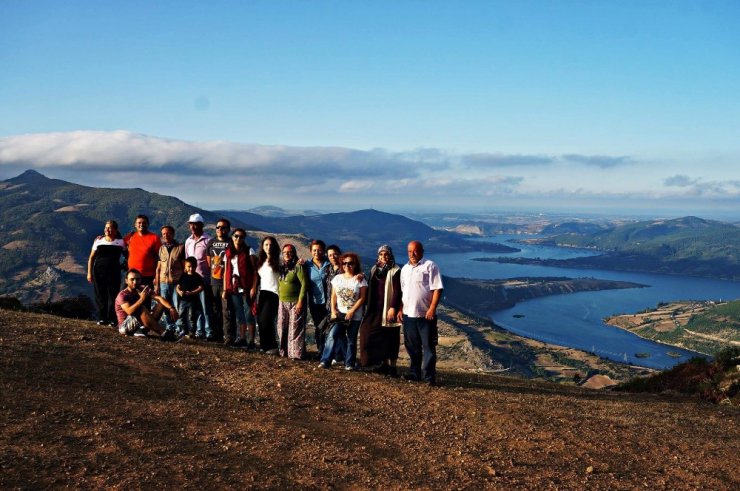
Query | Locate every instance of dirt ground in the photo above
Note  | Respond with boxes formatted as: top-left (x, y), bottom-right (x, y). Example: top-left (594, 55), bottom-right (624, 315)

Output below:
top-left (1, 309), bottom-right (738, 490)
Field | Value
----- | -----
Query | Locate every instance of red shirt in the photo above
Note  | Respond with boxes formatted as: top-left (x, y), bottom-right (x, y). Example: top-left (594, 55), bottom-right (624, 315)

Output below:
top-left (125, 232), bottom-right (161, 277)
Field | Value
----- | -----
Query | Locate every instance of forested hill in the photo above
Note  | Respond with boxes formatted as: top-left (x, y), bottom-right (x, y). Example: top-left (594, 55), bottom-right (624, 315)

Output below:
top-left (0, 170), bottom-right (258, 302)
top-left (517, 216), bottom-right (740, 280)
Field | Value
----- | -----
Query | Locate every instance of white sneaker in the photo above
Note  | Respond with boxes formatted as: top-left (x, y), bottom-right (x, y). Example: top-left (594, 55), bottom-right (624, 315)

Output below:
top-left (133, 328), bottom-right (148, 338)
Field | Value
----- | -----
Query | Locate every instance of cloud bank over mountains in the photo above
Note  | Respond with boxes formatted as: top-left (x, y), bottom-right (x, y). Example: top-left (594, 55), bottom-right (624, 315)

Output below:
top-left (0, 131), bottom-right (737, 212)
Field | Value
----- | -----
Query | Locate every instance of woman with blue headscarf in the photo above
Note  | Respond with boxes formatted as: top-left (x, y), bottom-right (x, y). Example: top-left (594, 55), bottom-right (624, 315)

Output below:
top-left (359, 244), bottom-right (402, 377)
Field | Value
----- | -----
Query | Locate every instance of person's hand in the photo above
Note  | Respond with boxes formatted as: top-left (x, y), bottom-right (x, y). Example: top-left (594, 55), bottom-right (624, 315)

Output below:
top-left (169, 307), bottom-right (179, 322)
top-left (386, 307), bottom-right (396, 323)
top-left (295, 299), bottom-right (303, 315)
top-left (425, 307), bottom-right (436, 321)
top-left (140, 285), bottom-right (152, 300)
top-left (86, 273), bottom-right (93, 284)
top-left (396, 311), bottom-right (404, 323)
top-left (249, 287), bottom-right (257, 300)
top-left (221, 291), bottom-right (227, 299)
top-left (354, 273), bottom-right (365, 282)
top-left (154, 283), bottom-right (160, 295)
top-left (344, 310), bottom-right (353, 321)
top-left (331, 309), bottom-right (339, 320)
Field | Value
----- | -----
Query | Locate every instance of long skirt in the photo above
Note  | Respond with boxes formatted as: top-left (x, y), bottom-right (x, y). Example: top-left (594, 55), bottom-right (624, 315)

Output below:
top-left (277, 300), bottom-right (306, 359)
top-left (359, 310), bottom-right (401, 367)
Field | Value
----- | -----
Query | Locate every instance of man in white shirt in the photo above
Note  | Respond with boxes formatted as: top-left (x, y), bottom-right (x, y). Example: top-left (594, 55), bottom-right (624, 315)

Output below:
top-left (397, 240), bottom-right (443, 385)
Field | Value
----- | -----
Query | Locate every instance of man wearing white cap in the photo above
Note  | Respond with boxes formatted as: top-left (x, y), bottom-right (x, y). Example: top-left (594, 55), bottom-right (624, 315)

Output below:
top-left (185, 213), bottom-right (214, 340)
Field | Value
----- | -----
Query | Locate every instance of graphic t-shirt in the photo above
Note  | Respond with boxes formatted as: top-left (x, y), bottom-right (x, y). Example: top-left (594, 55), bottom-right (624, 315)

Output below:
top-left (331, 274), bottom-right (368, 321)
top-left (207, 238), bottom-right (230, 286)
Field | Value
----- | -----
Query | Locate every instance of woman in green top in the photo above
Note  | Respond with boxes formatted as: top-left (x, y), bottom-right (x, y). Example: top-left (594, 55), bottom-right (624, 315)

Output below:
top-left (277, 244), bottom-right (308, 359)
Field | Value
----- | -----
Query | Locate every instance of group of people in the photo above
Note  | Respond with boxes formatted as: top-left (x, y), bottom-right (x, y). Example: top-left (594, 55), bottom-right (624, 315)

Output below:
top-left (87, 214), bottom-right (443, 384)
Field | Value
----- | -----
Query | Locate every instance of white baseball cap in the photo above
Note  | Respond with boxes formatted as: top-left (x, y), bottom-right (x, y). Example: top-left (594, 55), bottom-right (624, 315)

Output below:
top-left (188, 213), bottom-right (204, 223)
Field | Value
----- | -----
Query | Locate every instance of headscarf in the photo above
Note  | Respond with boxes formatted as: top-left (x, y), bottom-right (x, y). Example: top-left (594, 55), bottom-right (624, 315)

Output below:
top-left (374, 244), bottom-right (395, 278)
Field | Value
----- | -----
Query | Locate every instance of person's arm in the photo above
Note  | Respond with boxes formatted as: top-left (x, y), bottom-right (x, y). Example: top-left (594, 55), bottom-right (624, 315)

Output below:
top-left (121, 286), bottom-right (152, 316)
top-left (331, 288), bottom-right (338, 320)
top-left (426, 289), bottom-right (442, 320)
top-left (86, 248), bottom-right (96, 284)
top-left (249, 255), bottom-right (258, 299)
top-left (295, 267), bottom-right (307, 315)
top-left (387, 269), bottom-right (402, 322)
top-left (346, 285), bottom-right (367, 321)
top-left (153, 293), bottom-right (178, 322)
top-left (154, 257), bottom-right (162, 294)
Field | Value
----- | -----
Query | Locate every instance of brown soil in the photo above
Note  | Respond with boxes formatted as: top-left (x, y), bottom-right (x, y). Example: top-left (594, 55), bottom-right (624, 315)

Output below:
top-left (1, 309), bottom-right (738, 490)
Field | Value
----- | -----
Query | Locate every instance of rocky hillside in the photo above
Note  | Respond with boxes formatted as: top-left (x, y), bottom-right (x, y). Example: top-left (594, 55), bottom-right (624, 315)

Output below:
top-left (1, 309), bottom-right (738, 489)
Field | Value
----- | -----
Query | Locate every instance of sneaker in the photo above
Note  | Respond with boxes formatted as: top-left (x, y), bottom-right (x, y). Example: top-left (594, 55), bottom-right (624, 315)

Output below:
top-left (344, 365), bottom-right (356, 371)
top-left (195, 333), bottom-right (206, 340)
top-left (232, 339), bottom-right (248, 348)
top-left (97, 320), bottom-right (108, 326)
top-left (265, 348), bottom-right (279, 355)
top-left (108, 321), bottom-right (117, 328)
top-left (133, 328), bottom-right (148, 338)
top-left (161, 330), bottom-right (177, 342)
top-left (402, 373), bottom-right (420, 382)
top-left (318, 362), bottom-right (330, 369)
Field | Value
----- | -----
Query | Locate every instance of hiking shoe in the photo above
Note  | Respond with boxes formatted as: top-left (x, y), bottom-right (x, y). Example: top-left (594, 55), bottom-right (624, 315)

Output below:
top-left (318, 362), bottom-right (330, 369)
top-left (97, 320), bottom-right (108, 326)
top-left (161, 330), bottom-right (177, 342)
top-left (344, 365), bottom-right (356, 371)
top-left (133, 328), bottom-right (148, 338)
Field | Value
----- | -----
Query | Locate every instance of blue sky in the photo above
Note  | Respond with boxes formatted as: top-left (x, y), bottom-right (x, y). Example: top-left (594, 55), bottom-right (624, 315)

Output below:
top-left (1, 1), bottom-right (739, 218)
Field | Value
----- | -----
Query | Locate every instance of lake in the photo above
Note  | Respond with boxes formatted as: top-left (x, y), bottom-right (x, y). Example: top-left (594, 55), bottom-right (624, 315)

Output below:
top-left (434, 235), bottom-right (740, 369)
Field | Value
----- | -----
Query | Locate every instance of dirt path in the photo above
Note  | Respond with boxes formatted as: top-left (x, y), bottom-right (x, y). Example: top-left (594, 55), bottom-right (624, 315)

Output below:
top-left (1, 309), bottom-right (738, 489)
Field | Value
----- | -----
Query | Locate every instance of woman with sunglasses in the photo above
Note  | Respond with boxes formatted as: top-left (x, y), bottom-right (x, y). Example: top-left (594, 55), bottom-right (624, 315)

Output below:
top-left (223, 229), bottom-right (258, 348)
top-left (318, 252), bottom-right (367, 370)
top-left (359, 245), bottom-right (402, 377)
top-left (277, 244), bottom-right (308, 359)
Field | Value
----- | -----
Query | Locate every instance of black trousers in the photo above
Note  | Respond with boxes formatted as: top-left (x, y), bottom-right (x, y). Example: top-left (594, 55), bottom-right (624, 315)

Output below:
top-left (309, 302), bottom-right (329, 354)
top-left (93, 267), bottom-right (121, 323)
top-left (257, 290), bottom-right (279, 350)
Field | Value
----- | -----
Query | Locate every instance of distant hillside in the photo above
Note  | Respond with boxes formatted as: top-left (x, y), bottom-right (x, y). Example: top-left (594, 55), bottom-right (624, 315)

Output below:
top-left (0, 170), bottom-right (259, 302)
top-left (219, 208), bottom-right (518, 257)
top-left (244, 205), bottom-right (322, 218)
top-left (498, 216), bottom-right (740, 280)
top-left (605, 300), bottom-right (740, 355)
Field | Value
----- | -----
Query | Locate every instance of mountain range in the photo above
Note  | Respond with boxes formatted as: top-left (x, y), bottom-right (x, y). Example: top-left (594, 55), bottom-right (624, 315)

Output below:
top-left (0, 170), bottom-right (509, 302)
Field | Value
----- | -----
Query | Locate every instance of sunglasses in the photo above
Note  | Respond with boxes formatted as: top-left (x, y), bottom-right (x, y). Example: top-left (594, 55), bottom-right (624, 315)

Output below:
top-left (233, 235), bottom-right (245, 239)
top-left (342, 261), bottom-right (355, 266)
top-left (216, 225), bottom-right (229, 229)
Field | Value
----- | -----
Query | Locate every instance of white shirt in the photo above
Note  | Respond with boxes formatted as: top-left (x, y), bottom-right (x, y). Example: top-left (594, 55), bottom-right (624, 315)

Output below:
top-left (258, 261), bottom-right (279, 295)
top-left (400, 257), bottom-right (443, 317)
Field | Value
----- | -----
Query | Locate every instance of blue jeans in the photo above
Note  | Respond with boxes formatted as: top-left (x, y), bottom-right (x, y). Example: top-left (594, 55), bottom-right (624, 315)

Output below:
top-left (403, 315), bottom-right (437, 383)
top-left (321, 319), bottom-right (360, 368)
top-left (195, 289), bottom-right (212, 337)
top-left (159, 283), bottom-right (178, 331)
top-left (176, 298), bottom-right (202, 335)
